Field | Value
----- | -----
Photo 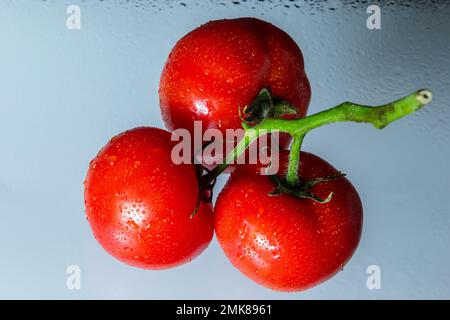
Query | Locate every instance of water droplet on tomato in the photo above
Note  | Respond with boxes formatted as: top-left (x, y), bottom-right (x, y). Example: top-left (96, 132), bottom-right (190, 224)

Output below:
top-left (272, 251), bottom-right (281, 259)
top-left (107, 155), bottom-right (117, 165)
top-left (257, 207), bottom-right (264, 217)
top-left (239, 223), bottom-right (248, 239)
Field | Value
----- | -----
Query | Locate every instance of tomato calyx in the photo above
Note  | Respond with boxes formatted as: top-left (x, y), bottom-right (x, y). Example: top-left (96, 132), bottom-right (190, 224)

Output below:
top-left (240, 88), bottom-right (298, 124)
top-left (268, 173), bottom-right (347, 203)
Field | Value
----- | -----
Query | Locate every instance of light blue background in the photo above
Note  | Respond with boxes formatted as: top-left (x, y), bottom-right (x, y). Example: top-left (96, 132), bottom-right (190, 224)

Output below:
top-left (0, 0), bottom-right (449, 299)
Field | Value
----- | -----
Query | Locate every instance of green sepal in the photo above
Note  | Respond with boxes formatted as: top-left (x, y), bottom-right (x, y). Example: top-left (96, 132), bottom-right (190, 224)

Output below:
top-left (268, 173), bottom-right (346, 204)
top-left (242, 88), bottom-right (298, 124)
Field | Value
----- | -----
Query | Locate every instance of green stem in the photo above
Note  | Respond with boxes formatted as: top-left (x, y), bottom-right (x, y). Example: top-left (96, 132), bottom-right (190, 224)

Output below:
top-left (199, 89), bottom-right (432, 188)
top-left (286, 134), bottom-right (304, 186)
top-left (209, 126), bottom-right (260, 182)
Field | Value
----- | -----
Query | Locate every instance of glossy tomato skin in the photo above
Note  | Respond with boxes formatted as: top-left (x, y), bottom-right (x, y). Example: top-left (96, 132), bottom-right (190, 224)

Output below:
top-left (159, 18), bottom-right (311, 137)
top-left (84, 127), bottom-right (214, 269)
top-left (214, 151), bottom-right (363, 291)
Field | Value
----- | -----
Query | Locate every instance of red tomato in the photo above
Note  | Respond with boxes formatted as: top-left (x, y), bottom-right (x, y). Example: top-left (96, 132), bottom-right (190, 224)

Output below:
top-left (159, 17), bottom-right (311, 138)
top-left (214, 151), bottom-right (363, 291)
top-left (84, 127), bottom-right (214, 269)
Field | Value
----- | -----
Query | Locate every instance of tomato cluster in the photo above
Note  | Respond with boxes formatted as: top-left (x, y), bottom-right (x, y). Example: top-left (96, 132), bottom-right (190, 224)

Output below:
top-left (85, 18), bottom-right (362, 291)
